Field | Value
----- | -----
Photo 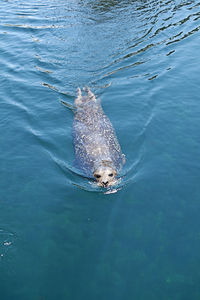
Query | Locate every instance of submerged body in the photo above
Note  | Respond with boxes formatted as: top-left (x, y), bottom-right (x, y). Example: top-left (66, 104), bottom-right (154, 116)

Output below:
top-left (73, 87), bottom-right (125, 187)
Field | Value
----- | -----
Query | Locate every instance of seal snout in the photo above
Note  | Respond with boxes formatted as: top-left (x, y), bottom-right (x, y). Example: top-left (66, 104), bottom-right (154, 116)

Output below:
top-left (102, 181), bottom-right (109, 187)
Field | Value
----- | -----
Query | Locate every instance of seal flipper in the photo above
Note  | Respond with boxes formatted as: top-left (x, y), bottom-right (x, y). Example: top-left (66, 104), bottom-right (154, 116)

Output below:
top-left (84, 86), bottom-right (96, 101)
top-left (60, 88), bottom-right (81, 110)
top-left (74, 87), bottom-right (83, 106)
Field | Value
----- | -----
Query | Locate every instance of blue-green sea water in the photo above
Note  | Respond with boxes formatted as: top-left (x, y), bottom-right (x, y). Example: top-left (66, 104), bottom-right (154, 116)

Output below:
top-left (1, 0), bottom-right (200, 299)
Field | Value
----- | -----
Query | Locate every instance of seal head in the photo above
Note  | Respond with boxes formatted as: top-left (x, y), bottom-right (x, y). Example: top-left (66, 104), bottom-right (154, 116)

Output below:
top-left (93, 160), bottom-right (117, 187)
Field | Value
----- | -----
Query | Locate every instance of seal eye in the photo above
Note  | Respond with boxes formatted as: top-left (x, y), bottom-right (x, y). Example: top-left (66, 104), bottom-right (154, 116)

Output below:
top-left (94, 174), bottom-right (101, 178)
top-left (108, 173), bottom-right (113, 177)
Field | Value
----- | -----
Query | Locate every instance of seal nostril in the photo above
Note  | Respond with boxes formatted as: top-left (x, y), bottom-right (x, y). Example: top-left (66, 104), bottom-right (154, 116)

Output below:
top-left (103, 181), bottom-right (108, 186)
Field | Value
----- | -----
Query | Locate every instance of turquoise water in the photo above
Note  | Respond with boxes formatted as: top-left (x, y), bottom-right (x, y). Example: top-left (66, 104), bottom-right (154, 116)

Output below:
top-left (1, 0), bottom-right (200, 299)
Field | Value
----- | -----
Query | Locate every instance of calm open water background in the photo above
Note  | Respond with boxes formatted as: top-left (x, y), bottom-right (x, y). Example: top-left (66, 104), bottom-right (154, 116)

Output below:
top-left (0, 0), bottom-right (200, 299)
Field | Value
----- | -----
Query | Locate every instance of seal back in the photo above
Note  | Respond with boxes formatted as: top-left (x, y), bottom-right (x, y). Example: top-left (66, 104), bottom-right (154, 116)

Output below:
top-left (73, 88), bottom-right (125, 177)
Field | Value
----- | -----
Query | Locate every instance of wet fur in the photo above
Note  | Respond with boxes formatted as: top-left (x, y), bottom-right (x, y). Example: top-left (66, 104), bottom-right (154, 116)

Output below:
top-left (73, 87), bottom-right (125, 185)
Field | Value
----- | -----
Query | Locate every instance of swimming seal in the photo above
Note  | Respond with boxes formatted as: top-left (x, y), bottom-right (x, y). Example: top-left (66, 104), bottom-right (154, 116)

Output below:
top-left (72, 87), bottom-right (125, 187)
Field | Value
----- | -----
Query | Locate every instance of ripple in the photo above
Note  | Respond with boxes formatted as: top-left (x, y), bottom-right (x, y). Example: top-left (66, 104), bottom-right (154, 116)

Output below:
top-left (45, 149), bottom-right (127, 193)
top-left (1, 0), bottom-right (199, 194)
top-left (87, 0), bottom-right (200, 84)
top-left (3, 23), bottom-right (65, 29)
top-left (35, 65), bottom-right (53, 74)
top-left (166, 25), bottom-right (200, 45)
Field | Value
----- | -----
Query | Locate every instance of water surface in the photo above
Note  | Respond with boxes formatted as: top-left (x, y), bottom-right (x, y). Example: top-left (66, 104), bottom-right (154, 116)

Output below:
top-left (1, 0), bottom-right (200, 299)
